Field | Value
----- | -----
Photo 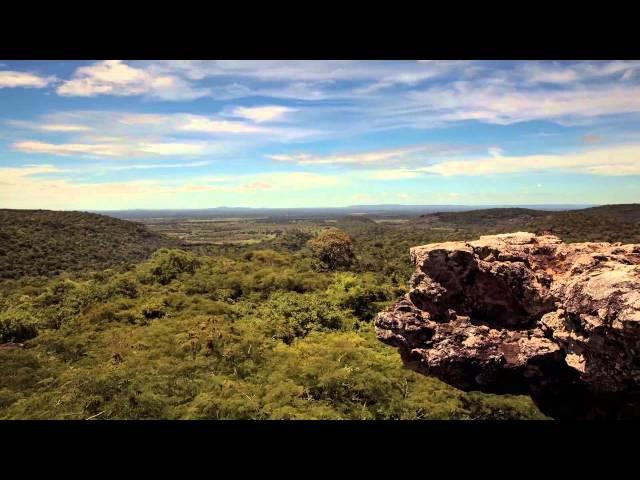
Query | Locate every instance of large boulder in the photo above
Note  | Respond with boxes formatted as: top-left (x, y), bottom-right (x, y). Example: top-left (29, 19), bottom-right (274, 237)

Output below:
top-left (375, 232), bottom-right (640, 419)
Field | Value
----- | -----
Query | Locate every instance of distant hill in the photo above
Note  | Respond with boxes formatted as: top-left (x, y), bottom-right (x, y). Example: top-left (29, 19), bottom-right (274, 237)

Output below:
top-left (415, 204), bottom-right (640, 244)
top-left (0, 209), bottom-right (179, 279)
top-left (578, 204), bottom-right (640, 223)
top-left (418, 208), bottom-right (549, 227)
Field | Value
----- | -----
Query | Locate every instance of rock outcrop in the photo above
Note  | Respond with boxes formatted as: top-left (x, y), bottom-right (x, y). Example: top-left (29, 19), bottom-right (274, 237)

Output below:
top-left (375, 232), bottom-right (640, 419)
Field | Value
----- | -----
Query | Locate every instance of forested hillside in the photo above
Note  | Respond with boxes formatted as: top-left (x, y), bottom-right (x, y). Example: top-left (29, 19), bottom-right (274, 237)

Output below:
top-left (0, 210), bottom-right (178, 279)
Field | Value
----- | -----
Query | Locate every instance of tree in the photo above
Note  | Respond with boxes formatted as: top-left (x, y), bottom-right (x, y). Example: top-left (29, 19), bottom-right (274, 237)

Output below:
top-left (307, 229), bottom-right (355, 271)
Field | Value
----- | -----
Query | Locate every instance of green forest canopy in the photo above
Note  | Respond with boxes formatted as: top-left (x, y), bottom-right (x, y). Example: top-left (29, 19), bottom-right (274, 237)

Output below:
top-left (0, 246), bottom-right (545, 419)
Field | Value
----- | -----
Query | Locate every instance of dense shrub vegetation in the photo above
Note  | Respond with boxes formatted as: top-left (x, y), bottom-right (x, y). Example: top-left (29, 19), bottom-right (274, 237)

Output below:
top-left (0, 243), bottom-right (544, 419)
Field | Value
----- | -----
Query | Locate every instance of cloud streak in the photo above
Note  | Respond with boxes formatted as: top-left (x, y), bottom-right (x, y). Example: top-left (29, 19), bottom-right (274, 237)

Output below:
top-left (0, 70), bottom-right (53, 88)
top-left (418, 144), bottom-right (640, 176)
top-left (405, 82), bottom-right (640, 126)
top-left (231, 105), bottom-right (295, 123)
top-left (12, 140), bottom-right (208, 157)
top-left (57, 60), bottom-right (210, 100)
top-left (268, 145), bottom-right (459, 166)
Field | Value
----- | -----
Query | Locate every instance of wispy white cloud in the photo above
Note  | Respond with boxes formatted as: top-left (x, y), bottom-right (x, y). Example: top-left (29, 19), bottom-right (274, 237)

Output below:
top-left (470, 61), bottom-right (640, 86)
top-left (0, 164), bottom-right (61, 177)
top-left (12, 141), bottom-right (130, 157)
top-left (94, 160), bottom-right (213, 171)
top-left (27, 110), bottom-right (313, 139)
top-left (183, 171), bottom-right (341, 192)
top-left (488, 147), bottom-right (504, 157)
top-left (40, 123), bottom-right (93, 132)
top-left (6, 120), bottom-right (93, 132)
top-left (271, 141), bottom-right (640, 178)
top-left (405, 82), bottom-right (640, 125)
top-left (57, 60), bottom-right (210, 100)
top-left (417, 144), bottom-right (640, 176)
top-left (152, 60), bottom-right (399, 82)
top-left (0, 70), bottom-right (54, 88)
top-left (518, 63), bottom-right (579, 84)
top-left (231, 105), bottom-right (295, 123)
top-left (12, 140), bottom-right (207, 157)
top-left (5, 110), bottom-right (322, 165)
top-left (115, 112), bottom-right (308, 136)
top-left (140, 60), bottom-right (640, 108)
top-left (178, 115), bottom-right (264, 133)
top-left (363, 169), bottom-right (423, 180)
top-left (136, 142), bottom-right (207, 155)
top-left (268, 144), bottom-right (455, 166)
top-left (146, 60), bottom-right (471, 101)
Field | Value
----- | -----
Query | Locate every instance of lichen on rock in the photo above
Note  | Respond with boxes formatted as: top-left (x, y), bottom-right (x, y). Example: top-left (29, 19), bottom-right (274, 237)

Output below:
top-left (375, 232), bottom-right (640, 419)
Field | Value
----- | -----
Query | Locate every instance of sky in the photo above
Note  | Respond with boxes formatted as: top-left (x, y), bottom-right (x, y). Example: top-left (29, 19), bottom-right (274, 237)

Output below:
top-left (0, 59), bottom-right (639, 210)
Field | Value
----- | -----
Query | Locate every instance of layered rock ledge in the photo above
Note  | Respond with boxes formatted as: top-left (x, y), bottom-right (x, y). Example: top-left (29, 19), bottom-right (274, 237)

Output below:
top-left (375, 232), bottom-right (640, 419)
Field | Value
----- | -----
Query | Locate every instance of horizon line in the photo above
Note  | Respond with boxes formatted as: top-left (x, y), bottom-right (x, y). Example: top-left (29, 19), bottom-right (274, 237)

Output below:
top-left (1, 202), bottom-right (607, 213)
top-left (95, 202), bottom-right (599, 212)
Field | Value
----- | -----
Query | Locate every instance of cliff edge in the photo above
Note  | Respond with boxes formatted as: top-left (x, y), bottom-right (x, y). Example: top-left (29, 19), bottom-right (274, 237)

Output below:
top-left (375, 232), bottom-right (640, 419)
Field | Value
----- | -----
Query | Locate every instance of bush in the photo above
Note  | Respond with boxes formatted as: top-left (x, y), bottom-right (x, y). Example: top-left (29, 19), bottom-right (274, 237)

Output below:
top-left (254, 292), bottom-right (351, 343)
top-left (33, 280), bottom-right (88, 329)
top-left (326, 273), bottom-right (399, 321)
top-left (143, 249), bottom-right (200, 285)
top-left (307, 228), bottom-right (355, 271)
top-left (0, 316), bottom-right (38, 343)
top-left (139, 298), bottom-right (166, 320)
top-left (110, 276), bottom-right (139, 299)
top-left (85, 299), bottom-right (136, 324)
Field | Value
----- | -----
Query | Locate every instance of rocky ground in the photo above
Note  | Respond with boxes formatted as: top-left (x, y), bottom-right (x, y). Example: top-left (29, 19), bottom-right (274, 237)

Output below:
top-left (375, 232), bottom-right (640, 419)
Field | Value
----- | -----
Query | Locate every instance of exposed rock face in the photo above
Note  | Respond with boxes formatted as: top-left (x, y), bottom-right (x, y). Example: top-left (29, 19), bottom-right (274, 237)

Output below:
top-left (375, 232), bottom-right (640, 419)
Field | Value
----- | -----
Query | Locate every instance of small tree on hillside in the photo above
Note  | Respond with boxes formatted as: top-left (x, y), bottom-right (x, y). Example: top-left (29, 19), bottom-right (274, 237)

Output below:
top-left (307, 228), bottom-right (355, 271)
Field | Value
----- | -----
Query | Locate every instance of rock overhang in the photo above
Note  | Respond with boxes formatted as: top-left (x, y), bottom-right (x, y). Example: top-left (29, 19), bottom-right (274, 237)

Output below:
top-left (375, 232), bottom-right (640, 419)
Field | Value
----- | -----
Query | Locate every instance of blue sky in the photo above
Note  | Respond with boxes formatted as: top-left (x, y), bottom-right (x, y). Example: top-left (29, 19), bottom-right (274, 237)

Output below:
top-left (1, 60), bottom-right (639, 210)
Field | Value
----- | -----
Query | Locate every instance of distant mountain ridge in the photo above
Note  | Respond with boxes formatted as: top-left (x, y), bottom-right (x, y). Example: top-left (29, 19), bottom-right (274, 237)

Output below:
top-left (99, 204), bottom-right (596, 220)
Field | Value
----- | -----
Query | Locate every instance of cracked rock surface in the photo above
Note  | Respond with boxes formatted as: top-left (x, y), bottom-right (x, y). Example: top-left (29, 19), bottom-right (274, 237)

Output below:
top-left (375, 232), bottom-right (640, 419)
